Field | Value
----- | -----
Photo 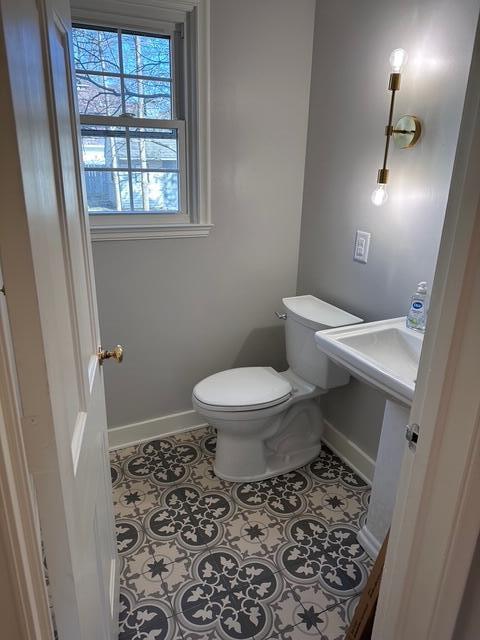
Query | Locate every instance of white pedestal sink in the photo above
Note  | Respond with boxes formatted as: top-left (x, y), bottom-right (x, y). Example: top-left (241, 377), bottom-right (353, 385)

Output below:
top-left (315, 317), bottom-right (423, 558)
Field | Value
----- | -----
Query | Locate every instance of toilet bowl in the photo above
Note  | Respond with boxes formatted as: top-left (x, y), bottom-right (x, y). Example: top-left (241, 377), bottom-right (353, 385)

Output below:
top-left (192, 295), bottom-right (362, 482)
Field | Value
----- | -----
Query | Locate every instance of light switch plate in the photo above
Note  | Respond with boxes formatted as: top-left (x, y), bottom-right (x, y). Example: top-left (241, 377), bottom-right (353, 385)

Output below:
top-left (354, 230), bottom-right (371, 264)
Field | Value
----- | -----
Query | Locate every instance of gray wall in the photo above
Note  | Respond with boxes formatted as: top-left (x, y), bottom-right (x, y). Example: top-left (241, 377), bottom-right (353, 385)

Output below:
top-left (93, 0), bottom-right (316, 428)
top-left (297, 0), bottom-right (479, 459)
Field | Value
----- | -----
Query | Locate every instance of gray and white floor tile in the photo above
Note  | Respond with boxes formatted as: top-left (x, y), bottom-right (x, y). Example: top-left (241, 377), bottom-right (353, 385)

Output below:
top-left (110, 426), bottom-right (372, 639)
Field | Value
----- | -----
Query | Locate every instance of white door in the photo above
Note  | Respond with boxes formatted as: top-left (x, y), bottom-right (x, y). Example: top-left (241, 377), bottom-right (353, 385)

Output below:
top-left (0, 0), bottom-right (119, 638)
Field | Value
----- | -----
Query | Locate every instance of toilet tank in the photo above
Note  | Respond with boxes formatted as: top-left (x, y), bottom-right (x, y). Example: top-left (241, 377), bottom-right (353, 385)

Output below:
top-left (282, 295), bottom-right (363, 389)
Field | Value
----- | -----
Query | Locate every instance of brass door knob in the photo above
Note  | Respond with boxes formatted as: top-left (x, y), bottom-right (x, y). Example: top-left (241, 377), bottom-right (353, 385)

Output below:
top-left (98, 345), bottom-right (124, 364)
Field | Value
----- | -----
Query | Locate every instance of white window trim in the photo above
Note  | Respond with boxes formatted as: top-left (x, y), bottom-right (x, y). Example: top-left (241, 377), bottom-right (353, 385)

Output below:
top-left (70, 0), bottom-right (211, 240)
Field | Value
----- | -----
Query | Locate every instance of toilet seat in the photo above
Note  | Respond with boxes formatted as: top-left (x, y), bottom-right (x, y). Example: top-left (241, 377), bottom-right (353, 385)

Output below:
top-left (193, 367), bottom-right (292, 412)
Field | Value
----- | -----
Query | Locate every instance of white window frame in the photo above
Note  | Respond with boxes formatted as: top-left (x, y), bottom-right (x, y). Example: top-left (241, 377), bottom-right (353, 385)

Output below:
top-left (70, 0), bottom-right (211, 240)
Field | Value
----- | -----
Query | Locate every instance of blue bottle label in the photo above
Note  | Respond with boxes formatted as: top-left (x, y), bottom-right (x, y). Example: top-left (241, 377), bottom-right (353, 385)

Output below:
top-left (412, 301), bottom-right (423, 310)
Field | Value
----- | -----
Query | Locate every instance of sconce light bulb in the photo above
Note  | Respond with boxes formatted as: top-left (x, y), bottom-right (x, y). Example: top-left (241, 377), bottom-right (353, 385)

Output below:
top-left (389, 48), bottom-right (408, 73)
top-left (371, 183), bottom-right (388, 206)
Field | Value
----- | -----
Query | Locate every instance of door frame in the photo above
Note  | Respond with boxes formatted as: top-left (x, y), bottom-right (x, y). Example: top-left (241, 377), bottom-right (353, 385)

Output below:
top-left (0, 290), bottom-right (52, 638)
top-left (373, 16), bottom-right (480, 640)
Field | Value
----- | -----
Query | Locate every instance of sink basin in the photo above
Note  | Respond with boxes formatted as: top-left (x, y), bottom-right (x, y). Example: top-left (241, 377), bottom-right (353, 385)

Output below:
top-left (314, 317), bottom-right (423, 406)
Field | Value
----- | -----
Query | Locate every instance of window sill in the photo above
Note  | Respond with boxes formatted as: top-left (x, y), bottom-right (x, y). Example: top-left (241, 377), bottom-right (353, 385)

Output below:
top-left (89, 222), bottom-right (213, 241)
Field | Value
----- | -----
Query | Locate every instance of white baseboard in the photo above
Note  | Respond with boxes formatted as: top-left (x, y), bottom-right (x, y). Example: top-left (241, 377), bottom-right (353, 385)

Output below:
top-left (108, 410), bottom-right (376, 486)
top-left (108, 409), bottom-right (208, 450)
top-left (321, 419), bottom-right (375, 484)
top-left (357, 524), bottom-right (381, 560)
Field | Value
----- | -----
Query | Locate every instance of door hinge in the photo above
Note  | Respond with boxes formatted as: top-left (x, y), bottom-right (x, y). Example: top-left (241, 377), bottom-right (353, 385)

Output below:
top-left (0, 285), bottom-right (5, 296)
top-left (405, 423), bottom-right (420, 450)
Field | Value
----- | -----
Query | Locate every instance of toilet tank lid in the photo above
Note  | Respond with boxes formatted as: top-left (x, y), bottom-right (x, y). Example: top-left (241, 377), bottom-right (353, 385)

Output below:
top-left (282, 295), bottom-right (363, 330)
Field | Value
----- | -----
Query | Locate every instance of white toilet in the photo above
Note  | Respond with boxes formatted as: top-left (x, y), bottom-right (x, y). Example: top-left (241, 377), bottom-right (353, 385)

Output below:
top-left (192, 295), bottom-right (362, 482)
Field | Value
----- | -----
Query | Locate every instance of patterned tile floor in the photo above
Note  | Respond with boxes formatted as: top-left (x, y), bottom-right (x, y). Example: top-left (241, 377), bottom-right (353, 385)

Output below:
top-left (110, 426), bottom-right (372, 640)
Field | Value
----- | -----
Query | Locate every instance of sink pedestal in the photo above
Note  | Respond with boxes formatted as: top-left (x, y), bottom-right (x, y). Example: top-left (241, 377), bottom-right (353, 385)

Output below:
top-left (314, 317), bottom-right (422, 558)
top-left (358, 400), bottom-right (409, 559)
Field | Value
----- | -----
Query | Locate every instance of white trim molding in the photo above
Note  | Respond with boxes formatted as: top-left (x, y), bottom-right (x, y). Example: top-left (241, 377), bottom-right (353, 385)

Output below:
top-left (71, 0), bottom-right (212, 241)
top-left (72, 0), bottom-right (202, 28)
top-left (357, 525), bottom-right (381, 559)
top-left (192, 0), bottom-right (211, 234)
top-left (322, 419), bottom-right (375, 484)
top-left (0, 270), bottom-right (53, 639)
top-left (108, 409), bottom-right (208, 449)
top-left (91, 222), bottom-right (213, 241)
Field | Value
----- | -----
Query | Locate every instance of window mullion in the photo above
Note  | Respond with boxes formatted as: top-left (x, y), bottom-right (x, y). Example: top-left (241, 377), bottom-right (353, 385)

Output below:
top-left (117, 27), bottom-right (134, 210)
top-left (76, 69), bottom-right (172, 84)
top-left (80, 114), bottom-right (184, 129)
top-left (85, 167), bottom-right (179, 174)
top-left (117, 27), bottom-right (128, 118)
top-left (125, 127), bottom-right (134, 211)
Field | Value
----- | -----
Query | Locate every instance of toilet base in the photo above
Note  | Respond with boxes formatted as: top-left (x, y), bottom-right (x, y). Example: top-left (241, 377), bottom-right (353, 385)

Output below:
top-left (214, 443), bottom-right (321, 483)
top-left (211, 397), bottom-right (324, 483)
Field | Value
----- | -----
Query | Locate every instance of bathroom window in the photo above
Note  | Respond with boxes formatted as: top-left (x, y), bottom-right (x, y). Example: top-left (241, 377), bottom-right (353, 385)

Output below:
top-left (71, 2), bottom-right (211, 240)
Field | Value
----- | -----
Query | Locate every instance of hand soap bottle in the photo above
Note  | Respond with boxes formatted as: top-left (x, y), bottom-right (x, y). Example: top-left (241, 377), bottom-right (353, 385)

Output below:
top-left (406, 281), bottom-right (428, 332)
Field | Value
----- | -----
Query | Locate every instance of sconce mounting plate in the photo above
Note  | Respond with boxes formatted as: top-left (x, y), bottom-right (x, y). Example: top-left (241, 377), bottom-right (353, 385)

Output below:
top-left (393, 115), bottom-right (422, 149)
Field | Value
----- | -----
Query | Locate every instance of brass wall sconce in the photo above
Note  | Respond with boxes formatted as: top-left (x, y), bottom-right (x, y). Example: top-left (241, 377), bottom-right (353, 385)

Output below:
top-left (371, 49), bottom-right (422, 206)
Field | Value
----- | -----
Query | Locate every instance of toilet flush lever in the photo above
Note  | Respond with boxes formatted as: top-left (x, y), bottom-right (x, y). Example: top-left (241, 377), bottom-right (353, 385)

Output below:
top-left (275, 311), bottom-right (287, 320)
